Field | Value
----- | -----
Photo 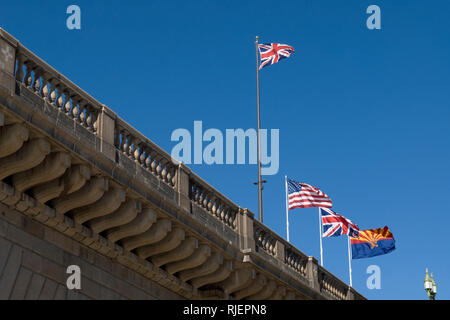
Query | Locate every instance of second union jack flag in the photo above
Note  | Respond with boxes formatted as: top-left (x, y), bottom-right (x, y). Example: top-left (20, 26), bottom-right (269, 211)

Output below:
top-left (320, 208), bottom-right (360, 238)
top-left (258, 43), bottom-right (295, 70)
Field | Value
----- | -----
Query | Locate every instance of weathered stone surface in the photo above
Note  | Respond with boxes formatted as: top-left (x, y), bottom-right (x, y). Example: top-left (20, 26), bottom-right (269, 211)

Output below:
top-left (31, 164), bottom-right (92, 204)
top-left (61, 165), bottom-right (91, 196)
top-left (87, 198), bottom-right (139, 233)
top-left (31, 178), bottom-right (65, 204)
top-left (0, 124), bottom-right (29, 158)
top-left (52, 177), bottom-right (108, 214)
top-left (12, 152), bottom-right (71, 192)
top-left (247, 279), bottom-right (277, 300)
top-left (267, 286), bottom-right (286, 300)
top-left (151, 237), bottom-right (198, 268)
top-left (0, 245), bottom-right (22, 299)
top-left (284, 290), bottom-right (296, 300)
top-left (233, 273), bottom-right (267, 300)
top-left (121, 218), bottom-right (171, 252)
top-left (0, 138), bottom-right (50, 180)
top-left (191, 260), bottom-right (233, 289)
top-left (9, 267), bottom-right (33, 300)
top-left (71, 187), bottom-right (126, 225)
top-left (165, 244), bottom-right (211, 275)
top-left (105, 207), bottom-right (157, 243)
top-left (178, 252), bottom-right (222, 282)
top-left (136, 227), bottom-right (185, 259)
top-left (219, 268), bottom-right (255, 295)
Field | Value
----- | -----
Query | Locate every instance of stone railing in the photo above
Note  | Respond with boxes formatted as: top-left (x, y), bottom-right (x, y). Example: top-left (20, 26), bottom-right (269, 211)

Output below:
top-left (284, 245), bottom-right (309, 278)
top-left (189, 174), bottom-right (239, 230)
top-left (254, 219), bottom-right (278, 257)
top-left (14, 42), bottom-right (101, 134)
top-left (254, 219), bottom-right (308, 278)
top-left (318, 265), bottom-right (349, 300)
top-left (114, 118), bottom-right (177, 188)
top-left (0, 28), bottom-right (365, 300)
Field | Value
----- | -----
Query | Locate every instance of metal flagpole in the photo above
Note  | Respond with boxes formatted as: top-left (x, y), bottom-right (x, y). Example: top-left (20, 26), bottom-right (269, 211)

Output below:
top-left (319, 208), bottom-right (323, 266)
top-left (348, 235), bottom-right (353, 287)
top-left (285, 176), bottom-right (290, 242)
top-left (255, 36), bottom-right (263, 223)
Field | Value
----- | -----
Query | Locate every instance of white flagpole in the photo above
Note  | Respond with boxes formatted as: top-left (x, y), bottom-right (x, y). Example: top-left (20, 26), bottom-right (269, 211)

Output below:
top-left (347, 235), bottom-right (353, 287)
top-left (285, 176), bottom-right (290, 242)
top-left (319, 208), bottom-right (323, 266)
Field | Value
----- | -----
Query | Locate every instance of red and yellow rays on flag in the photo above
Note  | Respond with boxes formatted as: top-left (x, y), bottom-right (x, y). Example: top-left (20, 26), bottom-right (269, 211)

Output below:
top-left (350, 226), bottom-right (396, 259)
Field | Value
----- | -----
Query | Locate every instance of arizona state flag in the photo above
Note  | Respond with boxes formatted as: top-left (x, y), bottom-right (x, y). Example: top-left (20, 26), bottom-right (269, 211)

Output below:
top-left (350, 226), bottom-right (396, 259)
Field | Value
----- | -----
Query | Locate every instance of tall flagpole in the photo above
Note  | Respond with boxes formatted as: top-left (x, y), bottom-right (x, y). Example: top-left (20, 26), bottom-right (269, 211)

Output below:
top-left (255, 36), bottom-right (263, 223)
top-left (348, 236), bottom-right (353, 287)
top-left (285, 176), bottom-right (290, 242)
top-left (318, 208), bottom-right (323, 266)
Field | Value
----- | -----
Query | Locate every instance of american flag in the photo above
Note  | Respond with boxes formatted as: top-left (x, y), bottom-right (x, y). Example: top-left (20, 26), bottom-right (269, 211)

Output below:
top-left (258, 43), bottom-right (295, 70)
top-left (320, 208), bottom-right (359, 238)
top-left (287, 179), bottom-right (332, 210)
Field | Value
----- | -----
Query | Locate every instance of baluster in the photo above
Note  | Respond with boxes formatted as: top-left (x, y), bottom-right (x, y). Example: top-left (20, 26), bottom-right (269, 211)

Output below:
top-left (144, 148), bottom-right (152, 169)
top-left (15, 56), bottom-right (24, 82)
top-left (228, 212), bottom-right (234, 227)
top-left (135, 143), bottom-right (142, 164)
top-left (114, 129), bottom-right (120, 150)
top-left (128, 138), bottom-right (136, 160)
top-left (122, 132), bottom-right (130, 155)
top-left (202, 192), bottom-right (208, 208)
top-left (215, 205), bottom-right (222, 218)
top-left (160, 160), bottom-right (168, 182)
top-left (138, 145), bottom-right (146, 165)
top-left (24, 62), bottom-right (33, 88)
top-left (166, 165), bottom-right (174, 186)
top-left (118, 130), bottom-right (126, 153)
top-left (92, 111), bottom-right (99, 132)
top-left (150, 154), bottom-right (158, 174)
top-left (33, 69), bottom-right (42, 94)
top-left (86, 106), bottom-right (95, 131)
top-left (194, 185), bottom-right (200, 204)
top-left (64, 92), bottom-right (72, 115)
top-left (41, 75), bottom-right (49, 100)
top-left (49, 80), bottom-right (57, 105)
top-left (198, 189), bottom-right (204, 206)
top-left (79, 102), bottom-right (88, 125)
top-left (211, 201), bottom-right (217, 216)
top-left (56, 86), bottom-right (64, 110)
top-left (71, 98), bottom-right (80, 119)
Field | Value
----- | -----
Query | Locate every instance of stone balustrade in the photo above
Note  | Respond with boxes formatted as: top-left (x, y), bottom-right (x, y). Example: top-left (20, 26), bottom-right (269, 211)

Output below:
top-left (318, 266), bottom-right (350, 300)
top-left (0, 28), bottom-right (365, 300)
top-left (14, 43), bottom-right (101, 134)
top-left (189, 175), bottom-right (238, 230)
top-left (114, 118), bottom-right (177, 188)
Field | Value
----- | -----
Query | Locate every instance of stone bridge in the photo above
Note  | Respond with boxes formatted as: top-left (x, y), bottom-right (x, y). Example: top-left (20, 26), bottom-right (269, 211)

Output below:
top-left (0, 28), bottom-right (365, 300)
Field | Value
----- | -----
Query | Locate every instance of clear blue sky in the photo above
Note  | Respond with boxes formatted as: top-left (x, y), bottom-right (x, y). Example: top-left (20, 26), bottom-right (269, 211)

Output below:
top-left (1, 0), bottom-right (449, 300)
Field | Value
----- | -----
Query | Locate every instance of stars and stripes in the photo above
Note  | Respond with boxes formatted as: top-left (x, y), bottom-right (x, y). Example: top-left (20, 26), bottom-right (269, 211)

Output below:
top-left (287, 179), bottom-right (332, 210)
top-left (258, 43), bottom-right (295, 70)
top-left (320, 208), bottom-right (360, 238)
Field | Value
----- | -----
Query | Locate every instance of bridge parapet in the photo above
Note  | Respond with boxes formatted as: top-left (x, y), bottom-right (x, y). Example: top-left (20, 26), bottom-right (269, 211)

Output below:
top-left (0, 28), bottom-right (364, 300)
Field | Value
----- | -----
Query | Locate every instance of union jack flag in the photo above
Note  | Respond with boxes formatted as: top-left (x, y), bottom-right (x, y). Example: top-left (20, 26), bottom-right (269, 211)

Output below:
top-left (287, 179), bottom-right (332, 210)
top-left (258, 43), bottom-right (295, 70)
top-left (320, 208), bottom-right (359, 238)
